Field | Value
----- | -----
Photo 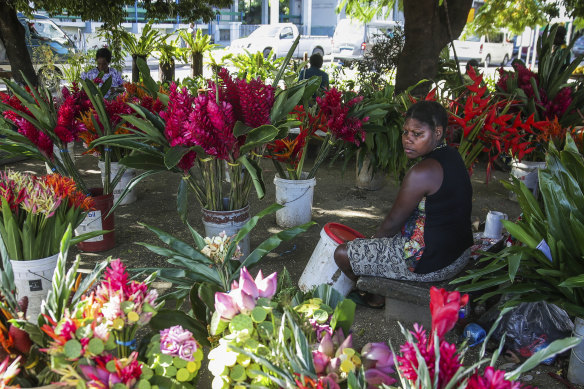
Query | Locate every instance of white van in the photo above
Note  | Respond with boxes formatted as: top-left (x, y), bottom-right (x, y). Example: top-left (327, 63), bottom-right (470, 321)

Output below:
top-left (450, 31), bottom-right (513, 67)
top-left (332, 19), bottom-right (399, 65)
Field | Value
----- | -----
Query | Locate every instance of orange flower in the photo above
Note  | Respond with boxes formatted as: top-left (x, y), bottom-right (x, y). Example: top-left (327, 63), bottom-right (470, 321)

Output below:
top-left (42, 174), bottom-right (94, 211)
top-left (535, 117), bottom-right (567, 144)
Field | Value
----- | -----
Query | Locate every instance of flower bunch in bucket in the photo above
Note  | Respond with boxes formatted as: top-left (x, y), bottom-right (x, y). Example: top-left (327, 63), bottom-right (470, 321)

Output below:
top-left (201, 231), bottom-right (243, 264)
top-left (90, 56), bottom-right (312, 215)
top-left (0, 80), bottom-right (90, 192)
top-left (0, 170), bottom-right (94, 260)
top-left (40, 258), bottom-right (162, 387)
top-left (266, 87), bottom-right (373, 180)
top-left (446, 67), bottom-right (549, 180)
top-left (143, 325), bottom-right (204, 385)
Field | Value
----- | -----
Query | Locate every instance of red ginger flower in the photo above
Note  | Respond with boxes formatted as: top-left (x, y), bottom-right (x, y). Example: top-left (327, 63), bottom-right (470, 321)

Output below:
top-left (316, 88), bottom-right (367, 146)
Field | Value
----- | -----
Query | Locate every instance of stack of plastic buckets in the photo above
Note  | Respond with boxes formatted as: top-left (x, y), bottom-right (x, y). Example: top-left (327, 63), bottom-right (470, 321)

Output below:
top-left (298, 222), bottom-right (364, 296)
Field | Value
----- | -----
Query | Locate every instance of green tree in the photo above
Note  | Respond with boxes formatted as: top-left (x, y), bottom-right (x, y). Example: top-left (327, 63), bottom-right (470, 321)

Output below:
top-left (338, 0), bottom-right (473, 95)
top-left (0, 0), bottom-right (231, 85)
top-left (468, 0), bottom-right (584, 36)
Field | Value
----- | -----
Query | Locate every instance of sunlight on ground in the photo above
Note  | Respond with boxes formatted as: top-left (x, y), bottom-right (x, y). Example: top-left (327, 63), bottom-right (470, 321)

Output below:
top-left (312, 206), bottom-right (380, 220)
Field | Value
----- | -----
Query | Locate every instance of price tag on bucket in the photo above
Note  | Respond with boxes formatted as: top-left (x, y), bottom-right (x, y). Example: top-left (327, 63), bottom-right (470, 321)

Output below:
top-left (75, 210), bottom-right (104, 242)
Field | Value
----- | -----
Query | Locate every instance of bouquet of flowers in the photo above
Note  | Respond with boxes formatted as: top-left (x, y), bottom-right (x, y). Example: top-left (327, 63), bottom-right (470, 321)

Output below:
top-left (447, 67), bottom-right (549, 179)
top-left (91, 57), bottom-right (313, 214)
top-left (143, 325), bottom-right (203, 386)
top-left (267, 88), bottom-right (372, 180)
top-left (392, 287), bottom-right (579, 388)
top-left (0, 170), bottom-right (94, 260)
top-left (209, 270), bottom-right (394, 388)
top-left (0, 80), bottom-right (90, 193)
top-left (41, 258), bottom-right (161, 387)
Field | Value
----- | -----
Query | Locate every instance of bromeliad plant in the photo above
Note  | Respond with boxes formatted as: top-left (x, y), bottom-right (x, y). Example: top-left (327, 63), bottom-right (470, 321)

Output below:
top-left (178, 28), bottom-right (218, 78)
top-left (121, 20), bottom-right (168, 83)
top-left (452, 135), bottom-right (584, 318)
top-left (0, 171), bottom-right (95, 260)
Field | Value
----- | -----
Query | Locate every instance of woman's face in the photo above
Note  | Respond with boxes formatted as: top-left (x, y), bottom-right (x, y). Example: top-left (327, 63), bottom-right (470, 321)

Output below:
top-left (96, 57), bottom-right (109, 73)
top-left (401, 118), bottom-right (442, 159)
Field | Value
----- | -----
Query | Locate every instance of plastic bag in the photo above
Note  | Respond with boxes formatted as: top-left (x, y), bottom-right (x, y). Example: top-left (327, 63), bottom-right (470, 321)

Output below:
top-left (479, 301), bottom-right (573, 357)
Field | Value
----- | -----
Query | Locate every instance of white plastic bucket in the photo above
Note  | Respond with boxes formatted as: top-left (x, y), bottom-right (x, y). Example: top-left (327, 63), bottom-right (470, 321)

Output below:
top-left (98, 161), bottom-right (137, 205)
top-left (568, 317), bottom-right (584, 385)
top-left (274, 173), bottom-right (316, 228)
top-left (509, 160), bottom-right (546, 201)
top-left (10, 253), bottom-right (59, 322)
top-left (202, 202), bottom-right (251, 259)
top-left (298, 223), bottom-right (364, 296)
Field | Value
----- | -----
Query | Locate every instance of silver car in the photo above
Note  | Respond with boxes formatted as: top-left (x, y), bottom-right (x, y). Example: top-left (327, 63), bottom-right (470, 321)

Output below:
top-left (572, 35), bottom-right (584, 58)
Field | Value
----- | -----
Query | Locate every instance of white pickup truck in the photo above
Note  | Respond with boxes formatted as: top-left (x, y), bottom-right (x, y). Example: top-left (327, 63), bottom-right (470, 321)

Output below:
top-left (229, 23), bottom-right (332, 59)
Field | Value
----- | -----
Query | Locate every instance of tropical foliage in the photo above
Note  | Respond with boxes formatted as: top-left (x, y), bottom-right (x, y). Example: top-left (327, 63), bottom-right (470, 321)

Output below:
top-left (452, 135), bottom-right (584, 318)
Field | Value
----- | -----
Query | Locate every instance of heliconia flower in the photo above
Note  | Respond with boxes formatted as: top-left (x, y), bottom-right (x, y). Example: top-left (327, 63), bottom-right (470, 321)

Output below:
top-left (238, 267), bottom-right (259, 299)
top-left (318, 332), bottom-right (335, 357)
top-left (429, 287), bottom-right (468, 339)
top-left (229, 288), bottom-right (256, 314)
top-left (255, 271), bottom-right (277, 299)
top-left (364, 368), bottom-right (397, 388)
top-left (361, 342), bottom-right (394, 373)
top-left (312, 350), bottom-right (331, 374)
top-left (214, 292), bottom-right (239, 320)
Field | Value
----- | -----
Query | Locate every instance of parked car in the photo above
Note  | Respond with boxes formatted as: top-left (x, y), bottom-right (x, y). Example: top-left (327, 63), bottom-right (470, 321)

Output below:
top-left (331, 19), bottom-right (400, 65)
top-left (450, 30), bottom-right (513, 67)
top-left (572, 35), bottom-right (584, 58)
top-left (229, 23), bottom-right (332, 59)
top-left (0, 13), bottom-right (77, 87)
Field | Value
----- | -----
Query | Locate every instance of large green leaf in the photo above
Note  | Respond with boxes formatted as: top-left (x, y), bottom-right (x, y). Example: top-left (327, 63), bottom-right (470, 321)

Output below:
top-left (238, 155), bottom-right (266, 200)
top-left (119, 154), bottom-right (167, 170)
top-left (164, 146), bottom-right (191, 169)
top-left (238, 125), bottom-right (279, 156)
top-left (138, 223), bottom-right (212, 264)
top-left (329, 299), bottom-right (356, 335)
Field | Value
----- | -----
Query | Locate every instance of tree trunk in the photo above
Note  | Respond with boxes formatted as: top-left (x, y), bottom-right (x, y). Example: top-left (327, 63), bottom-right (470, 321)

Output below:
top-left (132, 54), bottom-right (147, 83)
top-left (159, 59), bottom-right (175, 84)
top-left (395, 0), bottom-right (472, 96)
top-left (192, 52), bottom-right (203, 78)
top-left (0, 1), bottom-right (38, 86)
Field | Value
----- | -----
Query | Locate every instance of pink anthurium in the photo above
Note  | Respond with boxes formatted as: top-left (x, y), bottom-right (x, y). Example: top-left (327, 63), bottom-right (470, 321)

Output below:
top-left (256, 271), bottom-right (277, 299)
top-left (214, 292), bottom-right (239, 320)
top-left (238, 267), bottom-right (259, 299)
top-left (312, 350), bottom-right (331, 374)
top-left (230, 288), bottom-right (256, 314)
top-left (361, 342), bottom-right (394, 373)
top-left (318, 332), bottom-right (335, 357)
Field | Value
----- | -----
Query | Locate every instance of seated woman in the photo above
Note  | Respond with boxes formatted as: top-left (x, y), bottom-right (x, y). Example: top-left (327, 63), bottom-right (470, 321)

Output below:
top-left (81, 47), bottom-right (124, 96)
top-left (334, 100), bottom-right (473, 307)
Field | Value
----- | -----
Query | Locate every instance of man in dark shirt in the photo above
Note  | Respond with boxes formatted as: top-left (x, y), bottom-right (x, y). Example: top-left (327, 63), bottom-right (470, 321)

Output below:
top-left (299, 53), bottom-right (329, 89)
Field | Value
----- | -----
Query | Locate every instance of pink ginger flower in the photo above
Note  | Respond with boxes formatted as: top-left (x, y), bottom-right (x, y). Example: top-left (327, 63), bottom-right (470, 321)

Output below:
top-left (237, 77), bottom-right (274, 128)
top-left (466, 366), bottom-right (523, 389)
top-left (101, 259), bottom-right (129, 292)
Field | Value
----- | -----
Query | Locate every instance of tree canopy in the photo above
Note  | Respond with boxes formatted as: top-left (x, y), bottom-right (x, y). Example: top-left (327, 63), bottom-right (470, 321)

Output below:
top-left (17, 0), bottom-right (232, 26)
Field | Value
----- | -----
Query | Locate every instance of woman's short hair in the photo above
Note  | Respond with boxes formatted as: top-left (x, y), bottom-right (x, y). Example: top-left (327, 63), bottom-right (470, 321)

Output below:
top-left (405, 100), bottom-right (448, 140)
top-left (309, 53), bottom-right (324, 68)
top-left (96, 47), bottom-right (112, 63)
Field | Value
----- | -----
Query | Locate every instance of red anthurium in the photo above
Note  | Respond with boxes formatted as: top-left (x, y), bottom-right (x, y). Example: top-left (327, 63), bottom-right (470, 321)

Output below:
top-left (429, 287), bottom-right (469, 339)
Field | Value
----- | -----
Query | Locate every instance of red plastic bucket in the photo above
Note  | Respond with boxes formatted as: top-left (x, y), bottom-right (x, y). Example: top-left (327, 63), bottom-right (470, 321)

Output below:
top-left (76, 188), bottom-right (115, 252)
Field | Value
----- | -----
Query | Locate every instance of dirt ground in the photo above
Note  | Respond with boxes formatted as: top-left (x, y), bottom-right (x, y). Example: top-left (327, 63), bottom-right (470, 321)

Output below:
top-left (6, 143), bottom-right (579, 388)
